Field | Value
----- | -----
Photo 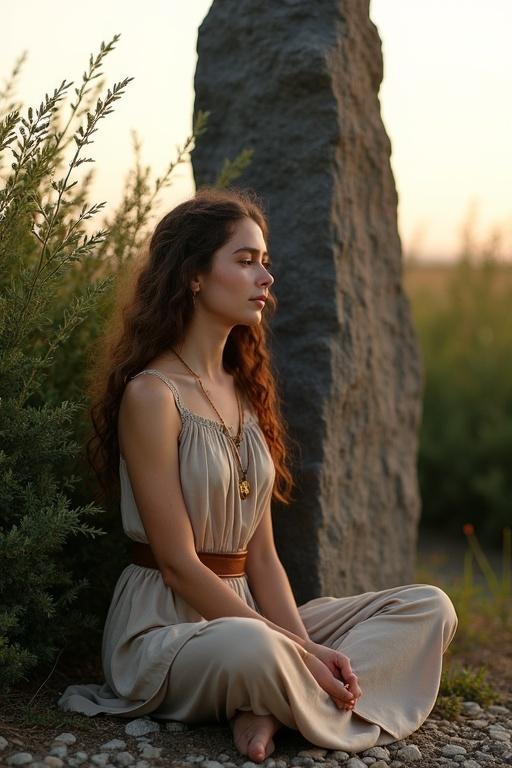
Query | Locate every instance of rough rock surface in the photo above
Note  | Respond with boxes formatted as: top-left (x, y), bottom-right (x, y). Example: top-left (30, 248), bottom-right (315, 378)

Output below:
top-left (192, 0), bottom-right (422, 602)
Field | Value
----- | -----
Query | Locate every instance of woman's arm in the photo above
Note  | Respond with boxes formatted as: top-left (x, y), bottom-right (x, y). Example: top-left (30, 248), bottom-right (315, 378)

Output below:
top-left (119, 376), bottom-right (311, 656)
top-left (245, 497), bottom-right (310, 640)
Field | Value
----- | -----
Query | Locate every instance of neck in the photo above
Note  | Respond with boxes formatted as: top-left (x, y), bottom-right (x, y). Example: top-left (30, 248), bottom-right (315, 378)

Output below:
top-left (171, 312), bottom-right (233, 384)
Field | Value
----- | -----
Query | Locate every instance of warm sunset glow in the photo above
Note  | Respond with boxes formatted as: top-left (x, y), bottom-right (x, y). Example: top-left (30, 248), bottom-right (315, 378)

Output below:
top-left (2, 0), bottom-right (511, 261)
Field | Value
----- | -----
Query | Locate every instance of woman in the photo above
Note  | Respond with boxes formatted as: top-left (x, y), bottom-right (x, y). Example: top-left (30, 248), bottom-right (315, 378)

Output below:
top-left (58, 187), bottom-right (458, 763)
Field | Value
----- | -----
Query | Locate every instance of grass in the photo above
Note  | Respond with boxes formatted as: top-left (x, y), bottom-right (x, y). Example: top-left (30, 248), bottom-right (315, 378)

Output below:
top-left (419, 525), bottom-right (512, 718)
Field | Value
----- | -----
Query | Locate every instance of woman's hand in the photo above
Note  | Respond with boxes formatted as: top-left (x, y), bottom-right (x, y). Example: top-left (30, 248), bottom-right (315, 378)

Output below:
top-left (301, 641), bottom-right (362, 711)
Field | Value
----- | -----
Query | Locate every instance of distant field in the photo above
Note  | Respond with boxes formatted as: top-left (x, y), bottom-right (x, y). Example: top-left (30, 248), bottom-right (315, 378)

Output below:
top-left (403, 259), bottom-right (512, 300)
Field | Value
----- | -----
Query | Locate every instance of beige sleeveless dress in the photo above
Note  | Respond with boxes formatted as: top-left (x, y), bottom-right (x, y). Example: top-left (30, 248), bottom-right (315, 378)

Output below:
top-left (57, 369), bottom-right (458, 752)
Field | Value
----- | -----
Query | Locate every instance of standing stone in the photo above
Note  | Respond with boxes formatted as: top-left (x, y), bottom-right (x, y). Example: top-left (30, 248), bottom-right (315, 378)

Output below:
top-left (192, 0), bottom-right (422, 601)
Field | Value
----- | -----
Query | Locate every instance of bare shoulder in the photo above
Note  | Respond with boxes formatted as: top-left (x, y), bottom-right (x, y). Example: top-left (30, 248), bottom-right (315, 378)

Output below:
top-left (119, 373), bottom-right (181, 460)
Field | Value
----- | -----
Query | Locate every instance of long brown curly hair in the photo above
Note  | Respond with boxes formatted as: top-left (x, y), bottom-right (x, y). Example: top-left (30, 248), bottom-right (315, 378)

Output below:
top-left (85, 186), bottom-right (298, 511)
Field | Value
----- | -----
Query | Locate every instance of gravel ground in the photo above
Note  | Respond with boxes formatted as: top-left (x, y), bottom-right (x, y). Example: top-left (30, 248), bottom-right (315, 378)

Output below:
top-left (2, 700), bottom-right (512, 768)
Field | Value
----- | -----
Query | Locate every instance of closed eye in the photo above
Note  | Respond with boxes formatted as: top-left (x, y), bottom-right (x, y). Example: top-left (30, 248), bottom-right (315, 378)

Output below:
top-left (240, 259), bottom-right (273, 271)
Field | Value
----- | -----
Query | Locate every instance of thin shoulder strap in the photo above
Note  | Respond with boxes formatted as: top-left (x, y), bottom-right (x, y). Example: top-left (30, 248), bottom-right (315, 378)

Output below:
top-left (128, 369), bottom-right (186, 414)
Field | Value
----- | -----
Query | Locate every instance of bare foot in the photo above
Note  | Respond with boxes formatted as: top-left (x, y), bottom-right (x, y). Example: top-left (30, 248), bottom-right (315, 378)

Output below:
top-left (230, 709), bottom-right (282, 763)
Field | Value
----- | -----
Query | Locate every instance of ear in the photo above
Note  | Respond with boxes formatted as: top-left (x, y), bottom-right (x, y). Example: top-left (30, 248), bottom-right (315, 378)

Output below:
top-left (190, 278), bottom-right (201, 292)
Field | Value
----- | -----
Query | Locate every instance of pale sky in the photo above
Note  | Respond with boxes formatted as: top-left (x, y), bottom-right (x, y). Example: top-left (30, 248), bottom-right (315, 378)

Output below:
top-left (2, 1), bottom-right (511, 261)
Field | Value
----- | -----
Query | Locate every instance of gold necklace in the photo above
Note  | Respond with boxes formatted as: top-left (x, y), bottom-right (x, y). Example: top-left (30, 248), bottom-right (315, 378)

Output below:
top-left (170, 348), bottom-right (251, 501)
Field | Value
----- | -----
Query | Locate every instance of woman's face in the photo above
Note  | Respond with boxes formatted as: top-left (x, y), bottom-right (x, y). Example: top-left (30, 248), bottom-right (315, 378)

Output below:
top-left (195, 217), bottom-right (274, 326)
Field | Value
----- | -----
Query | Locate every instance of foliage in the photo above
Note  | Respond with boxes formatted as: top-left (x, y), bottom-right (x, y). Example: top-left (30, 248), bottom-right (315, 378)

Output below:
top-left (406, 233), bottom-right (512, 546)
top-left (0, 34), bottom-right (252, 691)
top-left (439, 664), bottom-right (498, 708)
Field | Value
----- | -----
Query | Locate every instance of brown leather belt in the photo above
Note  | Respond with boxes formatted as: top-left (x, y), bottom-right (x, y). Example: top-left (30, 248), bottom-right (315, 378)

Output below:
top-left (132, 541), bottom-right (248, 578)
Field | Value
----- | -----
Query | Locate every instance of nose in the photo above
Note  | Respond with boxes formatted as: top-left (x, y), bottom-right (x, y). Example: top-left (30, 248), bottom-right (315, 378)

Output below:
top-left (258, 264), bottom-right (274, 288)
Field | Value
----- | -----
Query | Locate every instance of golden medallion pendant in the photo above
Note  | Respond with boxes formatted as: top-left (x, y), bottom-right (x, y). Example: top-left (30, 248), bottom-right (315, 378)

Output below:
top-left (239, 478), bottom-right (251, 500)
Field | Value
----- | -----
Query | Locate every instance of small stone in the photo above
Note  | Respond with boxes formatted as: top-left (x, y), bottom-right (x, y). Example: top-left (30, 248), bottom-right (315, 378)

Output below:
top-left (371, 763), bottom-right (389, 768)
top-left (468, 719), bottom-right (488, 729)
top-left (329, 753), bottom-right (350, 762)
top-left (0, 737), bottom-right (9, 751)
top-left (166, 721), bottom-right (189, 732)
top-left (139, 746), bottom-right (162, 759)
top-left (134, 762), bottom-right (151, 768)
top-left (43, 759), bottom-right (65, 768)
top-left (53, 732), bottom-right (77, 746)
top-left (275, 762), bottom-right (288, 768)
top-left (462, 762), bottom-right (480, 768)
top-left (291, 760), bottom-right (314, 767)
top-left (124, 718), bottom-right (160, 737)
top-left (453, 757), bottom-right (466, 764)
top-left (263, 761), bottom-right (276, 768)
top-left (396, 745), bottom-right (422, 761)
top-left (101, 739), bottom-right (127, 750)
top-left (441, 745), bottom-right (467, 757)
top-left (346, 759), bottom-right (367, 768)
top-left (241, 763), bottom-right (260, 768)
top-left (462, 702), bottom-right (483, 715)
top-left (489, 731), bottom-right (511, 742)
top-left (6, 755), bottom-right (33, 766)
top-left (362, 760), bottom-right (376, 766)
top-left (185, 756), bottom-right (207, 764)
top-left (488, 705), bottom-right (511, 715)
top-left (388, 763), bottom-right (403, 768)
top-left (298, 752), bottom-right (327, 760)
top-left (115, 753), bottom-right (135, 767)
top-left (71, 754), bottom-right (89, 764)
top-left (202, 762), bottom-right (224, 768)
top-left (362, 748), bottom-right (390, 761)
top-left (49, 746), bottom-right (67, 759)
top-left (91, 755), bottom-right (110, 767)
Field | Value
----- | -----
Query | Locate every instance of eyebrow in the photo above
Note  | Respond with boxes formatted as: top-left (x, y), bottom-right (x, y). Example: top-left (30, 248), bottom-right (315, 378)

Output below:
top-left (232, 247), bottom-right (270, 258)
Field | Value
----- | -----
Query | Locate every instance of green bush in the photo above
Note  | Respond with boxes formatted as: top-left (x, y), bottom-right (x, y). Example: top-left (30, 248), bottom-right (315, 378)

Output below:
top-left (0, 35), bottom-right (251, 691)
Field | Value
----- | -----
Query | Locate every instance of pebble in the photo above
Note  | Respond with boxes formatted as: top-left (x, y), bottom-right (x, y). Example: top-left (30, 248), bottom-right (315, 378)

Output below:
top-left (53, 733), bottom-right (77, 746)
top-left (115, 753), bottom-right (135, 766)
top-left (6, 755), bottom-right (33, 766)
top-left (488, 705), bottom-right (510, 715)
top-left (362, 747), bottom-right (390, 760)
top-left (2, 699), bottom-right (512, 768)
top-left (461, 702), bottom-right (483, 715)
top-left (442, 744), bottom-right (467, 757)
top-left (467, 719), bottom-right (488, 729)
top-left (103, 739), bottom-right (127, 750)
top-left (48, 746), bottom-right (67, 759)
top-left (396, 745), bottom-right (422, 761)
top-left (298, 750), bottom-right (327, 760)
top-left (138, 745), bottom-right (162, 759)
top-left (345, 759), bottom-right (367, 768)
top-left (124, 718), bottom-right (161, 737)
top-left (43, 759), bottom-right (65, 768)
top-left (91, 755), bottom-right (111, 767)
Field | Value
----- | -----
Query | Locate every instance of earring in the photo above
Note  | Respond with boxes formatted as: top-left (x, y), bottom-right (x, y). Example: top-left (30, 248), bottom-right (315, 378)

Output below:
top-left (192, 288), bottom-right (198, 305)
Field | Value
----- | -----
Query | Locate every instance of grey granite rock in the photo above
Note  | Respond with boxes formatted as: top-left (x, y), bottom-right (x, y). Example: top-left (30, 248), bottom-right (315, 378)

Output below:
top-left (192, 0), bottom-right (422, 600)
